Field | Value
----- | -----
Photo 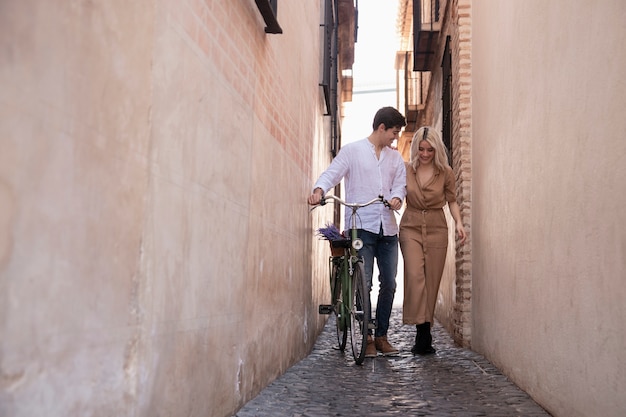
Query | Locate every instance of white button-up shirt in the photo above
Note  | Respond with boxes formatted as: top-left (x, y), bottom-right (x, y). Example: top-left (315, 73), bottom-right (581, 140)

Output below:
top-left (313, 138), bottom-right (406, 236)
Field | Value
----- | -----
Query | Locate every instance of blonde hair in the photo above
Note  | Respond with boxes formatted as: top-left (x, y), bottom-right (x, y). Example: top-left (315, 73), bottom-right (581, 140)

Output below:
top-left (409, 126), bottom-right (450, 171)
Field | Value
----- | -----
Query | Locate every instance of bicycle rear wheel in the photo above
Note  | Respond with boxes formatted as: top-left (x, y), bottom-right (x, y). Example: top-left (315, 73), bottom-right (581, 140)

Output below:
top-left (349, 261), bottom-right (369, 365)
top-left (331, 257), bottom-right (348, 351)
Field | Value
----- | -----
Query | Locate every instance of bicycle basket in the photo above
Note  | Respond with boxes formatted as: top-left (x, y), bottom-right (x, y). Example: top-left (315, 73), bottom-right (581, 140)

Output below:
top-left (330, 238), bottom-right (351, 256)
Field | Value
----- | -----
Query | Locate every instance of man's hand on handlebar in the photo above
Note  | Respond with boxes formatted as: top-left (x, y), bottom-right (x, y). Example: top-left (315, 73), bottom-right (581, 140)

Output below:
top-left (308, 188), bottom-right (324, 205)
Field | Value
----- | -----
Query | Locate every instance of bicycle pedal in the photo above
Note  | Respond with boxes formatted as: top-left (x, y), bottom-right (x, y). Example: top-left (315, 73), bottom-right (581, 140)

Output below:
top-left (368, 319), bottom-right (377, 330)
top-left (318, 305), bottom-right (334, 315)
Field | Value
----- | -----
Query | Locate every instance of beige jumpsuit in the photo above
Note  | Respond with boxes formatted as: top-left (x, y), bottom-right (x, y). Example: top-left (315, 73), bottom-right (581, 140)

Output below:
top-left (400, 164), bottom-right (456, 325)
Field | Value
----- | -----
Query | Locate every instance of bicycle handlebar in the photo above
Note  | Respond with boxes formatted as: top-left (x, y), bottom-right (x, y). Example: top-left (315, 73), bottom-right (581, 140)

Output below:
top-left (309, 194), bottom-right (396, 213)
top-left (320, 194), bottom-right (390, 210)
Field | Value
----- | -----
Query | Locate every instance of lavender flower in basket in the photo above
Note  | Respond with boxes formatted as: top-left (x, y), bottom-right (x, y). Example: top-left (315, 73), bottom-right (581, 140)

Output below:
top-left (316, 222), bottom-right (343, 241)
top-left (316, 223), bottom-right (349, 256)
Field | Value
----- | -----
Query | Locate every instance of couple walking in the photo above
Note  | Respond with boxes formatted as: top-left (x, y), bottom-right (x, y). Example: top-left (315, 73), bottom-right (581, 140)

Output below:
top-left (308, 107), bottom-right (466, 357)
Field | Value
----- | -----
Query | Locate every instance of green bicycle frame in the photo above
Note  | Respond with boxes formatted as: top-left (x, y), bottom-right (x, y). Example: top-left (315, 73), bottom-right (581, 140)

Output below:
top-left (334, 229), bottom-right (360, 332)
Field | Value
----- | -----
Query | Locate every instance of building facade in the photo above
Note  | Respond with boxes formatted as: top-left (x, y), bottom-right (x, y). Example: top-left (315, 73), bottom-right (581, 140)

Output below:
top-left (0, 1), bottom-right (356, 416)
top-left (396, 1), bottom-right (626, 416)
top-left (396, 0), bottom-right (473, 347)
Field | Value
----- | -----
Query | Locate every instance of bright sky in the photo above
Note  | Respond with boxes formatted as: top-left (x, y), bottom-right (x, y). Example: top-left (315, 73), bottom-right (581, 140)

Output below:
top-left (342, 0), bottom-right (400, 141)
top-left (352, 0), bottom-right (399, 89)
top-left (341, 1), bottom-right (404, 306)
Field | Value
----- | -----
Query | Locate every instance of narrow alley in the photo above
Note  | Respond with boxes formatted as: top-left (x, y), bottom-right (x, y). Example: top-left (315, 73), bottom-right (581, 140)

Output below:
top-left (234, 309), bottom-right (550, 417)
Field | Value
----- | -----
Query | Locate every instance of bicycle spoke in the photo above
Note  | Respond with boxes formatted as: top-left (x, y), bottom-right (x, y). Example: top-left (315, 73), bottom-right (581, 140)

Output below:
top-left (350, 262), bottom-right (369, 364)
top-left (333, 258), bottom-right (348, 351)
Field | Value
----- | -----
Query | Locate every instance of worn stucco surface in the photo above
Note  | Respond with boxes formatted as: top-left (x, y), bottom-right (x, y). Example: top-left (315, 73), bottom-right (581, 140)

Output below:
top-left (0, 1), bottom-right (335, 416)
top-left (472, 1), bottom-right (626, 416)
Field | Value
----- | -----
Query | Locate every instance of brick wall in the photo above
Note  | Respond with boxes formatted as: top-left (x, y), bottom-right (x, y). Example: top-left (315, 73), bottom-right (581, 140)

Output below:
top-left (450, 0), bottom-right (473, 348)
top-left (408, 0), bottom-right (473, 348)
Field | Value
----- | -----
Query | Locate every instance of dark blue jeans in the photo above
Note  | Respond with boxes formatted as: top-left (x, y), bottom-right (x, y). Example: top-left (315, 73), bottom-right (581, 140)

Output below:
top-left (357, 228), bottom-right (398, 338)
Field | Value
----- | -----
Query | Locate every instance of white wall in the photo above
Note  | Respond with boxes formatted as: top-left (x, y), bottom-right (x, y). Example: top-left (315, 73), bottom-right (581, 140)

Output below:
top-left (472, 1), bottom-right (626, 416)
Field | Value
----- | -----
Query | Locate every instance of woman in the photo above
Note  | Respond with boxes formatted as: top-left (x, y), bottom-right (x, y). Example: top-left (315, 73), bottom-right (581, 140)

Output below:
top-left (400, 126), bottom-right (467, 355)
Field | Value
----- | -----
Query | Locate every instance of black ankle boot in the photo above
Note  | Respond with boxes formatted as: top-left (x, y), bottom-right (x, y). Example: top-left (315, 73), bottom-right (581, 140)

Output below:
top-left (411, 322), bottom-right (436, 355)
top-left (411, 325), bottom-right (420, 353)
top-left (410, 325), bottom-right (420, 354)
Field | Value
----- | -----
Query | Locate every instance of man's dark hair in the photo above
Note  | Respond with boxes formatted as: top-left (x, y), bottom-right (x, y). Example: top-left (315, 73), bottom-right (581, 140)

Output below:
top-left (372, 107), bottom-right (406, 131)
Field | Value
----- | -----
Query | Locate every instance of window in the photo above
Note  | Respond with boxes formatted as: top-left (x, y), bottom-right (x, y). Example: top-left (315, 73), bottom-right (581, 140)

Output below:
top-left (413, 0), bottom-right (442, 71)
top-left (321, 0), bottom-right (335, 117)
top-left (320, 0), bottom-right (339, 155)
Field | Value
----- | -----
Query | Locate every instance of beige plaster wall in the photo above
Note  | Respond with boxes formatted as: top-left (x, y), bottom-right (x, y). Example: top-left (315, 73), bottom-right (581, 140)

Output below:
top-left (472, 1), bottom-right (626, 416)
top-left (0, 1), bottom-right (332, 416)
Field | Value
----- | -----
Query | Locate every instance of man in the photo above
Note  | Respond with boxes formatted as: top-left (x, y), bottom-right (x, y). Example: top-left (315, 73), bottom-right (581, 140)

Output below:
top-left (308, 106), bottom-right (407, 357)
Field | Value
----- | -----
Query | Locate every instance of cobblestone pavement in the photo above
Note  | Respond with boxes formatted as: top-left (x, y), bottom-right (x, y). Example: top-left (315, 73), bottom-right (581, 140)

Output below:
top-left (234, 309), bottom-right (551, 417)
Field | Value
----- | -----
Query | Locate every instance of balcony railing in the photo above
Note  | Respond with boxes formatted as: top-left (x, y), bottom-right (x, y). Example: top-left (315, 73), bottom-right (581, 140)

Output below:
top-left (396, 51), bottom-right (429, 133)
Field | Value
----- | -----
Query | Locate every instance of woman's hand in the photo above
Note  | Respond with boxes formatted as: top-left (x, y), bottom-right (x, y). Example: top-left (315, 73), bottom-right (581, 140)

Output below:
top-left (448, 201), bottom-right (467, 245)
top-left (456, 223), bottom-right (467, 245)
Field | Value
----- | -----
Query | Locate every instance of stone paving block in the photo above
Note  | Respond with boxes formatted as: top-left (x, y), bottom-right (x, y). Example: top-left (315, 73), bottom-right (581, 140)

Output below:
top-left (234, 309), bottom-right (551, 417)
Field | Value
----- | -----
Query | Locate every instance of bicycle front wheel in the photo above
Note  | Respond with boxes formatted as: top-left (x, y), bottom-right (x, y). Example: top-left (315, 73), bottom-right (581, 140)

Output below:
top-left (332, 257), bottom-right (348, 351)
top-left (349, 261), bottom-right (370, 365)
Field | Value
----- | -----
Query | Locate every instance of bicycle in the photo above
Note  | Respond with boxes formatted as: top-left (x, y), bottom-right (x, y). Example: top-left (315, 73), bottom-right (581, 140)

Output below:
top-left (312, 194), bottom-right (389, 364)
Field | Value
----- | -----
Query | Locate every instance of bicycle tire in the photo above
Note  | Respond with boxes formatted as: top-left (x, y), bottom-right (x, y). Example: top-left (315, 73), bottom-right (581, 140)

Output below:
top-left (349, 261), bottom-right (369, 365)
top-left (331, 257), bottom-right (348, 351)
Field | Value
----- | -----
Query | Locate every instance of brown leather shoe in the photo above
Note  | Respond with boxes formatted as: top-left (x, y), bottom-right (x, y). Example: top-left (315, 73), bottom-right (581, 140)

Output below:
top-left (375, 336), bottom-right (399, 356)
top-left (365, 335), bottom-right (377, 358)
